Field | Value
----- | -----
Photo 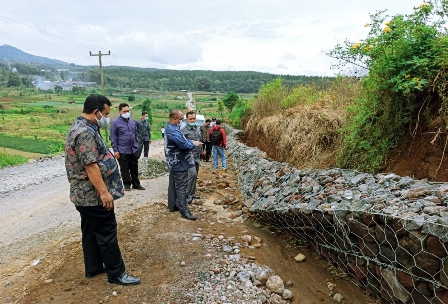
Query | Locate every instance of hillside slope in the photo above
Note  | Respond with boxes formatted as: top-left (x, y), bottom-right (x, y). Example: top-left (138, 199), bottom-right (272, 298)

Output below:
top-left (244, 107), bottom-right (448, 182)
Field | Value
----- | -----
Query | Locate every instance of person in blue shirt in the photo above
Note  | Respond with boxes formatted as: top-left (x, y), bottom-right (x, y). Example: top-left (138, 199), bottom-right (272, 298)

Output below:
top-left (164, 109), bottom-right (202, 220)
top-left (110, 103), bottom-right (145, 191)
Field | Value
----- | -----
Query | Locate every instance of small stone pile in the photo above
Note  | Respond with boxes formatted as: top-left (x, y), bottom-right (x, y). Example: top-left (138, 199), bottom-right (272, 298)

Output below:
top-left (0, 155), bottom-right (66, 198)
top-left (138, 157), bottom-right (168, 179)
top-left (186, 232), bottom-right (294, 304)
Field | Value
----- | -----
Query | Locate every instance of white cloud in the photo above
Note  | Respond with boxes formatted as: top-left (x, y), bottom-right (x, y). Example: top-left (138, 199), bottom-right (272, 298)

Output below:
top-left (0, 0), bottom-right (423, 75)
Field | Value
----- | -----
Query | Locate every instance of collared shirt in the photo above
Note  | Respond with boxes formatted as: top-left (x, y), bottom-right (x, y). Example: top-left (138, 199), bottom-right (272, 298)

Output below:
top-left (200, 124), bottom-right (210, 142)
top-left (110, 116), bottom-right (139, 154)
top-left (164, 122), bottom-right (196, 171)
top-left (181, 124), bottom-right (202, 163)
top-left (135, 119), bottom-right (151, 141)
top-left (65, 116), bottom-right (124, 206)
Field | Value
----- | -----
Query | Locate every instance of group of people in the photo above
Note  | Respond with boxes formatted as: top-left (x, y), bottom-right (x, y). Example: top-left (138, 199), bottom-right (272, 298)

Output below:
top-left (164, 110), bottom-right (228, 221)
top-left (64, 94), bottom-right (229, 287)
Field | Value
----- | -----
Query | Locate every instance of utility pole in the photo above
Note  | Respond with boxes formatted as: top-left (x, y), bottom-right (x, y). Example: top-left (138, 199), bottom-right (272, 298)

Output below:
top-left (90, 50), bottom-right (111, 142)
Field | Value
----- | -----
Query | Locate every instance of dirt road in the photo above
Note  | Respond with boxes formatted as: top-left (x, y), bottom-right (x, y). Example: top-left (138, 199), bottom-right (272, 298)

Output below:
top-left (0, 140), bottom-right (378, 304)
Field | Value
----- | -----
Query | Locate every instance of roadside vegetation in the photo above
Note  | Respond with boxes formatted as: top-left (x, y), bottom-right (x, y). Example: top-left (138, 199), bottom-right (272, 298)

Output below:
top-left (230, 1), bottom-right (448, 176)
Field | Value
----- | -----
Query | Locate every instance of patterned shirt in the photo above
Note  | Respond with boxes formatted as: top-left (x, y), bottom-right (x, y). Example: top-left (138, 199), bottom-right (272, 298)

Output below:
top-left (164, 122), bottom-right (196, 171)
top-left (65, 116), bottom-right (124, 206)
top-left (200, 124), bottom-right (210, 142)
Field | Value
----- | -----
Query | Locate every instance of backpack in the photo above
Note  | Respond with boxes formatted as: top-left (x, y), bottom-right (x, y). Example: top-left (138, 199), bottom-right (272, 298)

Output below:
top-left (210, 127), bottom-right (223, 145)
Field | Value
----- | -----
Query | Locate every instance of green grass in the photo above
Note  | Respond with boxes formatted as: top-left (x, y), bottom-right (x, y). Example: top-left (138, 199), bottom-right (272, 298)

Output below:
top-left (0, 152), bottom-right (28, 168)
top-left (0, 133), bottom-right (63, 154)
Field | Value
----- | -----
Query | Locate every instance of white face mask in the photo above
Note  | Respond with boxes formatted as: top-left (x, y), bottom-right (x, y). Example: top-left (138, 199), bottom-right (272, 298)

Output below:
top-left (95, 110), bottom-right (110, 128)
top-left (121, 112), bottom-right (131, 119)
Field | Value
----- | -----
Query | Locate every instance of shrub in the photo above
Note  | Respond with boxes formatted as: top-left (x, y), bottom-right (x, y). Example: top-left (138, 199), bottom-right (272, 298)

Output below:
top-left (228, 99), bottom-right (252, 128)
top-left (251, 78), bottom-right (286, 118)
top-left (328, 1), bottom-right (448, 172)
top-left (0, 153), bottom-right (28, 168)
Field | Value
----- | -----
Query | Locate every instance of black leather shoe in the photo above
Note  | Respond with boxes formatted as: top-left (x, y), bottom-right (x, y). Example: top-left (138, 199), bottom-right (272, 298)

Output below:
top-left (133, 185), bottom-right (145, 190)
top-left (181, 212), bottom-right (197, 221)
top-left (85, 268), bottom-right (106, 278)
top-left (193, 195), bottom-right (201, 199)
top-left (169, 206), bottom-right (179, 212)
top-left (108, 273), bottom-right (141, 285)
top-left (124, 185), bottom-right (131, 191)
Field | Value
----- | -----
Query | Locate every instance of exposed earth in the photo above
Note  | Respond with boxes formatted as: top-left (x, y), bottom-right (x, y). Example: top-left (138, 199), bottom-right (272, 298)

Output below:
top-left (0, 140), bottom-right (379, 304)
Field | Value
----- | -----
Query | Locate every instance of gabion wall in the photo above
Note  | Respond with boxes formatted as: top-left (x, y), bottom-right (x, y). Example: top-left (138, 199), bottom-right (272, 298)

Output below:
top-left (225, 128), bottom-right (448, 304)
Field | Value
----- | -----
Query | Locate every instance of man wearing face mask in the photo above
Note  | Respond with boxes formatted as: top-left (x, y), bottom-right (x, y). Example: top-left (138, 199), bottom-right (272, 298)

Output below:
top-left (181, 111), bottom-right (202, 204)
top-left (135, 111), bottom-right (152, 158)
top-left (64, 94), bottom-right (141, 285)
top-left (110, 103), bottom-right (145, 191)
top-left (164, 109), bottom-right (202, 220)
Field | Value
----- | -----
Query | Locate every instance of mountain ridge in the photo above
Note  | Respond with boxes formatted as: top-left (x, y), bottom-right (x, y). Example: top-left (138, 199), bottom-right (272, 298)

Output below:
top-left (0, 45), bottom-right (72, 66)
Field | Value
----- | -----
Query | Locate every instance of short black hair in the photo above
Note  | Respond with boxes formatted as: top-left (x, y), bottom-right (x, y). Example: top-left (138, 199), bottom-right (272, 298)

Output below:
top-left (186, 111), bottom-right (196, 119)
top-left (118, 103), bottom-right (129, 111)
top-left (216, 119), bottom-right (222, 125)
top-left (82, 94), bottom-right (112, 114)
top-left (205, 119), bottom-right (211, 122)
top-left (142, 111), bottom-right (148, 116)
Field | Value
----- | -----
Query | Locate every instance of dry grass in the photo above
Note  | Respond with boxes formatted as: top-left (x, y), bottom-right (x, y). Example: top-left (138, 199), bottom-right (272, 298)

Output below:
top-left (244, 77), bottom-right (359, 169)
top-left (245, 98), bottom-right (350, 169)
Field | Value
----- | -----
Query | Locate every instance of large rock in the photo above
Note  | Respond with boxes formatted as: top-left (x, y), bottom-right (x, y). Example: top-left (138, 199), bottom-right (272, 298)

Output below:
top-left (266, 275), bottom-right (285, 295)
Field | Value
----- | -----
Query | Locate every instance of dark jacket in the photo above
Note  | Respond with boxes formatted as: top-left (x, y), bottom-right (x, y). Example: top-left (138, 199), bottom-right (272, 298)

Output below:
top-left (164, 122), bottom-right (196, 171)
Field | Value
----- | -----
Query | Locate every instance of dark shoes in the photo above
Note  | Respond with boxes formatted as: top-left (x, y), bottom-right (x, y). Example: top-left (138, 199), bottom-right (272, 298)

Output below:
top-left (124, 185), bottom-right (131, 191)
top-left (108, 273), bottom-right (141, 285)
top-left (181, 211), bottom-right (197, 221)
top-left (193, 195), bottom-right (201, 199)
top-left (85, 268), bottom-right (106, 278)
top-left (133, 185), bottom-right (145, 190)
top-left (169, 206), bottom-right (179, 212)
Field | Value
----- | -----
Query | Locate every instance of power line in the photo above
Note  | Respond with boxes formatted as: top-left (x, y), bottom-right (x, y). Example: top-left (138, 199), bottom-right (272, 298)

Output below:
top-left (0, 16), bottom-right (96, 51)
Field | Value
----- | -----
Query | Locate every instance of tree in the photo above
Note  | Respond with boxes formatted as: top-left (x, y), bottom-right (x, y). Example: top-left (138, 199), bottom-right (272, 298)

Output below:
top-left (128, 95), bottom-right (135, 102)
top-left (72, 86), bottom-right (86, 95)
top-left (195, 77), bottom-right (212, 91)
top-left (222, 91), bottom-right (240, 112)
top-left (7, 72), bottom-right (21, 87)
top-left (217, 100), bottom-right (225, 118)
top-left (142, 98), bottom-right (153, 125)
top-left (54, 85), bottom-right (63, 95)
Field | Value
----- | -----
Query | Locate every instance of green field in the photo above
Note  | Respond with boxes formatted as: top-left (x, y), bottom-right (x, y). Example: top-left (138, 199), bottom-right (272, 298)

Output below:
top-left (0, 89), bottom-right (240, 165)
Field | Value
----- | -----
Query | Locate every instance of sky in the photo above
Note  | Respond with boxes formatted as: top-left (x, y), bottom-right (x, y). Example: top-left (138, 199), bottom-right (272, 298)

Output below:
top-left (0, 0), bottom-right (424, 76)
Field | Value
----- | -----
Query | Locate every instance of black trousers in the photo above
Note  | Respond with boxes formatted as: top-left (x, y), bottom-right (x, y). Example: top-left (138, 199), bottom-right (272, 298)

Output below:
top-left (117, 152), bottom-right (141, 188)
top-left (168, 170), bottom-right (189, 214)
top-left (204, 141), bottom-right (212, 161)
top-left (138, 140), bottom-right (149, 158)
top-left (75, 205), bottom-right (125, 278)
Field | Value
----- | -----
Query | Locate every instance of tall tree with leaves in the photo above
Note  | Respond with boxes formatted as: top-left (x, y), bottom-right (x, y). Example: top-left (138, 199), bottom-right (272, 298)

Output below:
top-left (222, 91), bottom-right (240, 112)
top-left (7, 72), bottom-right (21, 87)
top-left (217, 100), bottom-right (225, 118)
top-left (195, 76), bottom-right (212, 91)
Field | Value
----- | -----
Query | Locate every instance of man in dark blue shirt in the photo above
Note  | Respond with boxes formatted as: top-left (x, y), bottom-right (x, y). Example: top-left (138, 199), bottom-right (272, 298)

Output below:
top-left (110, 103), bottom-right (145, 191)
top-left (164, 109), bottom-right (202, 220)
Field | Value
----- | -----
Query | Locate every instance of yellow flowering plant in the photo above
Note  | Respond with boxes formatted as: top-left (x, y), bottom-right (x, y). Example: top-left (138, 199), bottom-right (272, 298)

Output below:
top-left (326, 0), bottom-right (448, 173)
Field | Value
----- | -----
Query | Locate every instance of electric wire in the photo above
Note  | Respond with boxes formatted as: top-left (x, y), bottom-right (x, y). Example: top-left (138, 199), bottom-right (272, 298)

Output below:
top-left (0, 15), bottom-right (123, 66)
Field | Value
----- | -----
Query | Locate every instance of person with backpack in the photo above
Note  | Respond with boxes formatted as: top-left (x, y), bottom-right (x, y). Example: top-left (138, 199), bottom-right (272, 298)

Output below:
top-left (209, 119), bottom-right (227, 170)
